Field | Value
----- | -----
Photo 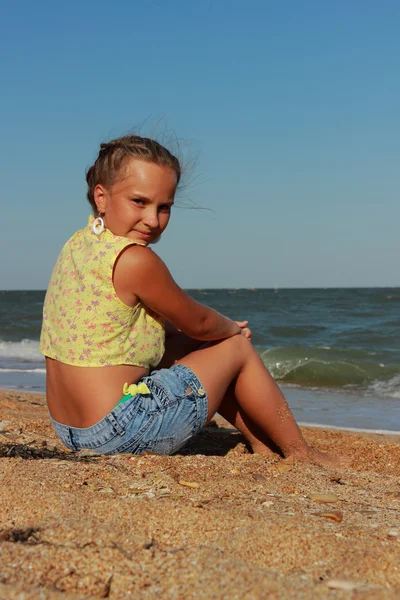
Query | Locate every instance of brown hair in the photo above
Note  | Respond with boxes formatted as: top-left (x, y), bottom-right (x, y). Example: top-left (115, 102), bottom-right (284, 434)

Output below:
top-left (86, 134), bottom-right (181, 214)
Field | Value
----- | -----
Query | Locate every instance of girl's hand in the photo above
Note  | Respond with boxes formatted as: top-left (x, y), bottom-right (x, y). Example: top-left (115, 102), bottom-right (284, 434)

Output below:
top-left (235, 320), bottom-right (252, 340)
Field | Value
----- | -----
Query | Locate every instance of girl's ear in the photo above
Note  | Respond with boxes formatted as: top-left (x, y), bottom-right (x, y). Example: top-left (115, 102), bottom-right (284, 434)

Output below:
top-left (93, 184), bottom-right (108, 214)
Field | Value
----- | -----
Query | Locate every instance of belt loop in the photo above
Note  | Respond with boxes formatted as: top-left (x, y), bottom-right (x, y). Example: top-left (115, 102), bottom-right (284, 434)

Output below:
top-left (106, 412), bottom-right (125, 436)
top-left (67, 428), bottom-right (78, 451)
top-left (190, 375), bottom-right (206, 398)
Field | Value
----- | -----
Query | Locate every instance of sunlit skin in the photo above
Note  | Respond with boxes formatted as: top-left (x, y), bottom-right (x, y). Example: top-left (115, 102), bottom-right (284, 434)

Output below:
top-left (46, 160), bottom-right (178, 426)
top-left (46, 157), bottom-right (349, 468)
top-left (93, 159), bottom-right (177, 244)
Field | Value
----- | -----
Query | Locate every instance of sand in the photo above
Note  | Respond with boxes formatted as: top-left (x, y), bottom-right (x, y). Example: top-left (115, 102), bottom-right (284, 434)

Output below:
top-left (0, 390), bottom-right (399, 599)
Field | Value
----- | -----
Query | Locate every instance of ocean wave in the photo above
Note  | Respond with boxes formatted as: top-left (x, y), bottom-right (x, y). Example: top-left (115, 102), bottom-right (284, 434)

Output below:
top-left (0, 339), bottom-right (43, 362)
top-left (370, 293), bottom-right (400, 304)
top-left (0, 368), bottom-right (46, 374)
top-left (366, 375), bottom-right (400, 399)
top-left (261, 346), bottom-right (400, 397)
top-left (268, 325), bottom-right (326, 338)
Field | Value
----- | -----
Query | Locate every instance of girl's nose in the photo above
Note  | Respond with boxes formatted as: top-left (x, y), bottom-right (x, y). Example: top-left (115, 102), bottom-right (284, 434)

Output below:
top-left (143, 210), bottom-right (159, 228)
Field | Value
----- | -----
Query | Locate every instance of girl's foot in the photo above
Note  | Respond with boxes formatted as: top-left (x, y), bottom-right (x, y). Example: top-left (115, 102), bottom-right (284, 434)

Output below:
top-left (293, 447), bottom-right (352, 469)
top-left (250, 440), bottom-right (350, 469)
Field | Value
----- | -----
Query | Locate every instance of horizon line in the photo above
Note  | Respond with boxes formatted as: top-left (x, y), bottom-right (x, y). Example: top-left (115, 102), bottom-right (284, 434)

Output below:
top-left (1, 285), bottom-right (399, 292)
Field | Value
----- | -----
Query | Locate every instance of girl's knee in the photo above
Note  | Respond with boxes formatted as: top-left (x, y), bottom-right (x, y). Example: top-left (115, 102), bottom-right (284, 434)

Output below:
top-left (203, 335), bottom-right (253, 370)
top-left (225, 333), bottom-right (253, 357)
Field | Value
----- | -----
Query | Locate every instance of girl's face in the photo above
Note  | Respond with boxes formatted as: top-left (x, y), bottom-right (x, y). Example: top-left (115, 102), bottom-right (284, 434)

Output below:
top-left (94, 159), bottom-right (177, 245)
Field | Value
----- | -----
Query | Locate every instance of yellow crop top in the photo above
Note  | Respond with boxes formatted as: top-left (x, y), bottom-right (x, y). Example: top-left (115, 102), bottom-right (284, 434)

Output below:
top-left (40, 216), bottom-right (165, 368)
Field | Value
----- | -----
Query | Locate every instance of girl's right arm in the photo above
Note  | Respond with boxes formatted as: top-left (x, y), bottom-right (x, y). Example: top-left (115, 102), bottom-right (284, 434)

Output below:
top-left (115, 246), bottom-right (242, 341)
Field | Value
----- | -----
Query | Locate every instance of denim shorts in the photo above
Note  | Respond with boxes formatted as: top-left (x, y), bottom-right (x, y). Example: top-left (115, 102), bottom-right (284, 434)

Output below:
top-left (50, 364), bottom-right (208, 456)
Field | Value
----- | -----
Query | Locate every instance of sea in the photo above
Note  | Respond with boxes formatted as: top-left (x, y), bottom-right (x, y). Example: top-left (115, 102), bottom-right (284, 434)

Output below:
top-left (1, 288), bottom-right (399, 434)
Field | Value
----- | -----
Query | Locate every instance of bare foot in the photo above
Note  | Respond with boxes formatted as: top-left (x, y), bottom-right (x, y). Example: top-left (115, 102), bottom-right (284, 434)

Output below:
top-left (294, 447), bottom-right (352, 469)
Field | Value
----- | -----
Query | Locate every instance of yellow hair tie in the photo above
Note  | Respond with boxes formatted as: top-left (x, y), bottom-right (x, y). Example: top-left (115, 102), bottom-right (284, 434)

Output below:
top-left (122, 382), bottom-right (151, 396)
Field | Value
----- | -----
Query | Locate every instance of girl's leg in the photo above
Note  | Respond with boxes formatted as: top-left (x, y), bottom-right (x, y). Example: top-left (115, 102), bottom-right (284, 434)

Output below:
top-left (177, 335), bottom-right (346, 467)
top-left (159, 331), bottom-right (280, 454)
top-left (217, 383), bottom-right (279, 455)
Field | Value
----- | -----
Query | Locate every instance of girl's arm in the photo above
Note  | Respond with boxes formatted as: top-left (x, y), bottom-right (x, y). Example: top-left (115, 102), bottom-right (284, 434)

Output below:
top-left (115, 246), bottom-right (242, 341)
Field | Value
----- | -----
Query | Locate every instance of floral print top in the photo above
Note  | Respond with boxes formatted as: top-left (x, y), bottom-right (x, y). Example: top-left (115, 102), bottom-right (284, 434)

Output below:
top-left (40, 216), bottom-right (165, 368)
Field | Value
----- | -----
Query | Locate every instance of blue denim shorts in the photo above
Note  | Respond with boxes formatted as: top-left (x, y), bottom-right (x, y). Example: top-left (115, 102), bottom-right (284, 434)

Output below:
top-left (50, 364), bottom-right (208, 456)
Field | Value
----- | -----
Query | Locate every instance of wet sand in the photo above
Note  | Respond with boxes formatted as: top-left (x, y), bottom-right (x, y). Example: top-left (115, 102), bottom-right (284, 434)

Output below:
top-left (1, 389), bottom-right (399, 599)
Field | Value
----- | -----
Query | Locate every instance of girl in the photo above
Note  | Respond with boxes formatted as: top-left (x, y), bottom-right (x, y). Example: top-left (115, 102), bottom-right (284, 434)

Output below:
top-left (40, 134), bottom-right (342, 467)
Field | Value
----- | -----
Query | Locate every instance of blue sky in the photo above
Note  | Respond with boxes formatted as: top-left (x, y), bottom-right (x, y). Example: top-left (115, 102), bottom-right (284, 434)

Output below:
top-left (1, 0), bottom-right (399, 289)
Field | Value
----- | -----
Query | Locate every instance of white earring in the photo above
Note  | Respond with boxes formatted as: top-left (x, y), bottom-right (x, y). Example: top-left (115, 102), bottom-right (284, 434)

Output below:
top-left (92, 216), bottom-right (104, 235)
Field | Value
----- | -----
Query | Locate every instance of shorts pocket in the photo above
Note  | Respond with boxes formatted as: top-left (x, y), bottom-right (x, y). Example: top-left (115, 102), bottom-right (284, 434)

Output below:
top-left (71, 422), bottom-right (124, 451)
top-left (111, 412), bottom-right (157, 455)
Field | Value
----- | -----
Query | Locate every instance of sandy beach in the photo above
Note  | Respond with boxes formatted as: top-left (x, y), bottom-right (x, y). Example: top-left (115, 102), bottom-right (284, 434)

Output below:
top-left (1, 389), bottom-right (399, 599)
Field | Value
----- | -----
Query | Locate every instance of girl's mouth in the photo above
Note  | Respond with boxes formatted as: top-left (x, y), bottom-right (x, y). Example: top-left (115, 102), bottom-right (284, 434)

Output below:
top-left (135, 230), bottom-right (153, 240)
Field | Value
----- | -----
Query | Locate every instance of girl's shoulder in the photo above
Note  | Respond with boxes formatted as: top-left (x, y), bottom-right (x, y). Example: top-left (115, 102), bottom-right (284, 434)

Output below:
top-left (115, 243), bottom-right (165, 280)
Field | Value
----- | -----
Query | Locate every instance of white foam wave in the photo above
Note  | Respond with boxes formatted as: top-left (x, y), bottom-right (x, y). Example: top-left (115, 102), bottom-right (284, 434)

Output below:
top-left (0, 368), bottom-right (46, 374)
top-left (366, 375), bottom-right (400, 399)
top-left (0, 339), bottom-right (43, 362)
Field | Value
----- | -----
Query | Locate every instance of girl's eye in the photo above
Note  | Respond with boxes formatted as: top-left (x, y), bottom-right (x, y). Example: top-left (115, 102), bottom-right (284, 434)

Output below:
top-left (159, 205), bottom-right (172, 213)
top-left (132, 198), bottom-right (145, 206)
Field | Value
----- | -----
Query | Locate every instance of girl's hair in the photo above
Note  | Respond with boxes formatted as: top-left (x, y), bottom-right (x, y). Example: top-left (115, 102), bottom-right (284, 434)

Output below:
top-left (86, 134), bottom-right (181, 214)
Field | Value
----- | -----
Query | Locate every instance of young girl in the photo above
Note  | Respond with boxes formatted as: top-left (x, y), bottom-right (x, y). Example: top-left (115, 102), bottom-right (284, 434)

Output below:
top-left (40, 134), bottom-right (342, 467)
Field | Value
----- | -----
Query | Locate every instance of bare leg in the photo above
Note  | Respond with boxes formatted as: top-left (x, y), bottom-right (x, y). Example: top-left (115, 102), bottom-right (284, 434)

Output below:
top-left (177, 335), bottom-right (347, 468)
top-left (217, 382), bottom-right (279, 455)
top-left (159, 330), bottom-right (279, 455)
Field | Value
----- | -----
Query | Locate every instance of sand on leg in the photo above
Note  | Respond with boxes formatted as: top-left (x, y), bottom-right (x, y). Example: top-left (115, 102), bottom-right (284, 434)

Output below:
top-left (177, 335), bottom-right (348, 468)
